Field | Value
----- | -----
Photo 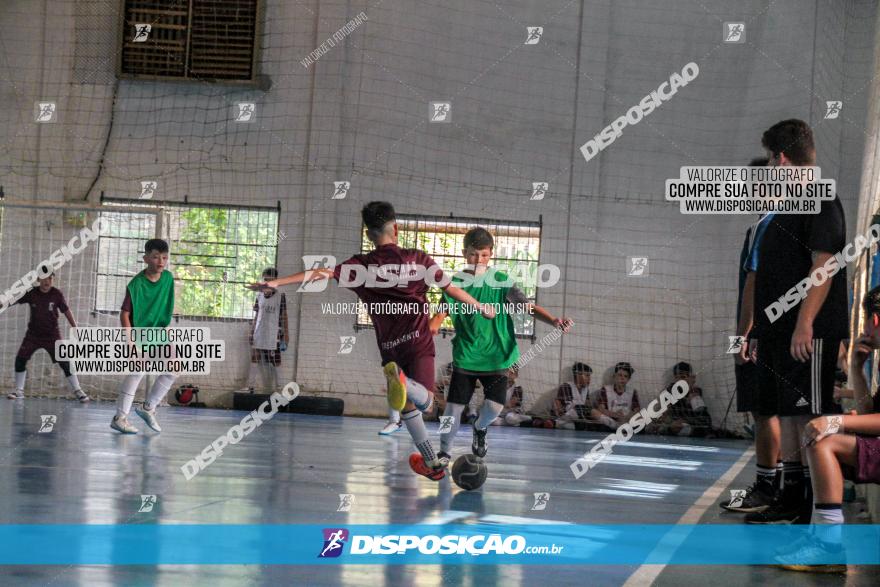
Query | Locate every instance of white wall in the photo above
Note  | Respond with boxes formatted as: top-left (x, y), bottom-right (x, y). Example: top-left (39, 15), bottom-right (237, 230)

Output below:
top-left (0, 0), bottom-right (876, 426)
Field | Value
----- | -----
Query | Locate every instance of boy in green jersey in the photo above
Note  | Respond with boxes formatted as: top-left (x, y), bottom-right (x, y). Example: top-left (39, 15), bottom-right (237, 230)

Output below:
top-left (429, 227), bottom-right (571, 460)
top-left (111, 239), bottom-right (176, 434)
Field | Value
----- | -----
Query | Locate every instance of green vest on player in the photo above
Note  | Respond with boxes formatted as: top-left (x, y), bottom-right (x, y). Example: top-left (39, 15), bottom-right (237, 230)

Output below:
top-left (128, 270), bottom-right (175, 328)
top-left (442, 267), bottom-right (520, 372)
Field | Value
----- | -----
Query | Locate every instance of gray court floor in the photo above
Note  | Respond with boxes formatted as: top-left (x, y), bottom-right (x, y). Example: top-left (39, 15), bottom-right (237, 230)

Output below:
top-left (0, 398), bottom-right (875, 586)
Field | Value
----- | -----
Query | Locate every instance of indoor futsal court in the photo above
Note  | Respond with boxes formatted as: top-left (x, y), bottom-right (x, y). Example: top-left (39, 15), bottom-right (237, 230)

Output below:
top-left (1, 0), bottom-right (880, 586)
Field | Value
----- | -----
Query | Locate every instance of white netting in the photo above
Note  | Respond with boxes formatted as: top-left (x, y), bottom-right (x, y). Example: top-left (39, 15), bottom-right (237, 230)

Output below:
top-left (0, 0), bottom-right (878, 431)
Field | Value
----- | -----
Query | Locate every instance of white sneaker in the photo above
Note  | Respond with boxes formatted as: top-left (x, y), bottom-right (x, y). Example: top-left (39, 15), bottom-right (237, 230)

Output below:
top-left (135, 405), bottom-right (162, 432)
top-left (7, 389), bottom-right (24, 400)
top-left (73, 389), bottom-right (90, 403)
top-left (558, 421), bottom-right (576, 430)
top-left (110, 415), bottom-right (139, 434)
top-left (378, 420), bottom-right (403, 435)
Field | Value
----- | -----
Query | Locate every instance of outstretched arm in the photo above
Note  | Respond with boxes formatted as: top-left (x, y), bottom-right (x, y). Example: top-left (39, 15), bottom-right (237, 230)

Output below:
top-left (527, 303), bottom-right (572, 331)
top-left (247, 268), bottom-right (334, 290)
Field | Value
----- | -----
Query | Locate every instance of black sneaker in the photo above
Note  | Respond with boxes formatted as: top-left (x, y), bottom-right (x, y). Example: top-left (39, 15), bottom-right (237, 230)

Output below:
top-left (437, 451), bottom-right (451, 467)
top-left (720, 483), bottom-right (776, 513)
top-left (745, 502), bottom-right (802, 524)
top-left (471, 424), bottom-right (487, 458)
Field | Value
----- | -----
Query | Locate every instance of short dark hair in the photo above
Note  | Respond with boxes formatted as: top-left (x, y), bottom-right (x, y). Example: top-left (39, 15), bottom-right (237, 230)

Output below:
top-left (362, 201), bottom-right (396, 241)
top-left (262, 267), bottom-right (278, 279)
top-left (749, 157), bottom-right (768, 167)
top-left (463, 227), bottom-right (494, 251)
top-left (144, 239), bottom-right (169, 254)
top-left (863, 285), bottom-right (880, 317)
top-left (572, 362), bottom-right (592, 375)
top-left (761, 119), bottom-right (814, 165)
top-left (614, 361), bottom-right (634, 376)
top-left (673, 361), bottom-right (692, 376)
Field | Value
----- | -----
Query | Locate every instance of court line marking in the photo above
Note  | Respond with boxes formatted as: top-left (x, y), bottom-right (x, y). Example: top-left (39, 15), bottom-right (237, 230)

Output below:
top-left (621, 445), bottom-right (755, 587)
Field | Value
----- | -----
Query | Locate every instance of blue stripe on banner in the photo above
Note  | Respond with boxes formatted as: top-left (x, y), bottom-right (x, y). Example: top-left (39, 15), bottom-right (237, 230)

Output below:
top-left (0, 524), bottom-right (879, 565)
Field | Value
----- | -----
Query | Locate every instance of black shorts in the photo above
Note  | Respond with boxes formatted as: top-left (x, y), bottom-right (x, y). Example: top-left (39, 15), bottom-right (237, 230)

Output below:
top-left (735, 361), bottom-right (757, 413)
top-left (447, 367), bottom-right (508, 405)
top-left (756, 338), bottom-right (841, 417)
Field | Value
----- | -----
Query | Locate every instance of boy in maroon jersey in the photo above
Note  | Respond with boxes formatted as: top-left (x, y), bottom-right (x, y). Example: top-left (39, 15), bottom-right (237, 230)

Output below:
top-left (8, 268), bottom-right (89, 402)
top-left (249, 202), bottom-right (494, 481)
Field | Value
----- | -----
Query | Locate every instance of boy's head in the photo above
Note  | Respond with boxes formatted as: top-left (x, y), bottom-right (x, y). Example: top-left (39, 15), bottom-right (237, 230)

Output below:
top-left (673, 361), bottom-right (696, 388)
top-left (572, 362), bottom-right (592, 387)
top-left (761, 119), bottom-right (815, 166)
top-left (613, 362), bottom-right (634, 386)
top-left (861, 285), bottom-right (880, 344)
top-left (462, 227), bottom-right (494, 269)
top-left (37, 265), bottom-right (54, 291)
top-left (362, 201), bottom-right (397, 244)
top-left (143, 239), bottom-right (170, 273)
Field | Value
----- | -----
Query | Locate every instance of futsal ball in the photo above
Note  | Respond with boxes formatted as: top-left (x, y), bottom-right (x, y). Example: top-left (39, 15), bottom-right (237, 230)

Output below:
top-left (451, 454), bottom-right (488, 491)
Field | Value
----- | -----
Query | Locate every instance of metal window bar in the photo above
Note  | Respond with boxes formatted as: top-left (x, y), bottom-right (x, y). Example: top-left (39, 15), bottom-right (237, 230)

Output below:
top-left (100, 198), bottom-right (279, 319)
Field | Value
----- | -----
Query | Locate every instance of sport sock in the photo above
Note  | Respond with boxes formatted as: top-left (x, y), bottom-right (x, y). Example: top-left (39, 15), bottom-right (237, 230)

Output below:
top-left (144, 374), bottom-right (175, 410)
top-left (65, 374), bottom-right (82, 393)
top-left (402, 409), bottom-right (438, 465)
top-left (440, 403), bottom-right (465, 453)
top-left (116, 374), bottom-right (144, 417)
top-left (475, 399), bottom-right (503, 430)
top-left (14, 370), bottom-right (26, 391)
top-left (756, 462), bottom-right (776, 493)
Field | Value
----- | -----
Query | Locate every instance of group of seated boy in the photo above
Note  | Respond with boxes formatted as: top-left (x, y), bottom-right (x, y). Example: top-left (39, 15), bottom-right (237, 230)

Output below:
top-left (430, 359), bottom-right (716, 437)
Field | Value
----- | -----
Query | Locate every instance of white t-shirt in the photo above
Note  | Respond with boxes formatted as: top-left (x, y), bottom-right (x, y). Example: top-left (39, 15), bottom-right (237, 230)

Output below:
top-left (253, 292), bottom-right (284, 350)
top-left (560, 382), bottom-right (591, 420)
top-left (600, 384), bottom-right (638, 417)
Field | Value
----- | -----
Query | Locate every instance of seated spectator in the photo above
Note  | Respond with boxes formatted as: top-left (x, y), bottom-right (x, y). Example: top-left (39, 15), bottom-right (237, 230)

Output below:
top-left (594, 362), bottom-right (640, 427)
top-left (777, 287), bottom-right (880, 573)
top-left (492, 365), bottom-right (534, 426)
top-left (653, 362), bottom-right (714, 437)
top-left (550, 362), bottom-right (617, 430)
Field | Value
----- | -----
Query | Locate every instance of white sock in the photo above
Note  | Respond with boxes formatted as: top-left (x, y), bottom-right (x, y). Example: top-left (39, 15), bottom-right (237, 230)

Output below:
top-left (403, 372), bottom-right (432, 412)
top-left (144, 374), bottom-right (175, 410)
top-left (14, 371), bottom-right (26, 391)
top-left (811, 504), bottom-right (844, 544)
top-left (116, 373), bottom-right (144, 417)
top-left (401, 409), bottom-right (438, 465)
top-left (388, 408), bottom-right (400, 423)
top-left (811, 506), bottom-right (844, 524)
top-left (270, 365), bottom-right (280, 391)
top-left (65, 374), bottom-right (81, 392)
top-left (440, 403), bottom-right (465, 453)
top-left (476, 400), bottom-right (504, 430)
top-left (246, 361), bottom-right (259, 389)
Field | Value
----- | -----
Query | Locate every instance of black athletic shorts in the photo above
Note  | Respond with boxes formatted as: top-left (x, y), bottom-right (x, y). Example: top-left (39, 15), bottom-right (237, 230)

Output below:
top-left (447, 367), bottom-right (508, 406)
top-left (756, 337), bottom-right (841, 417)
top-left (735, 361), bottom-right (757, 413)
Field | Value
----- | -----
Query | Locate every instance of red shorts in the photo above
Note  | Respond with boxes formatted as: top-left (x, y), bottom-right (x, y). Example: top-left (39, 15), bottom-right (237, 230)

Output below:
top-left (386, 353), bottom-right (435, 394)
top-left (844, 436), bottom-right (880, 484)
top-left (17, 337), bottom-right (61, 363)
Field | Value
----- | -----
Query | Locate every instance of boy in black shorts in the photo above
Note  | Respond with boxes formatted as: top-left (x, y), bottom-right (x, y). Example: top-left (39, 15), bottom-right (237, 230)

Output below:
top-left (747, 120), bottom-right (848, 524)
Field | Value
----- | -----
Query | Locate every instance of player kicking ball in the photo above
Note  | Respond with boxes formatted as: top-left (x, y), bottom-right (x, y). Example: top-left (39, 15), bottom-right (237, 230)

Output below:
top-left (8, 267), bottom-right (89, 402)
top-left (430, 227), bottom-right (571, 462)
top-left (248, 202), bottom-right (494, 481)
